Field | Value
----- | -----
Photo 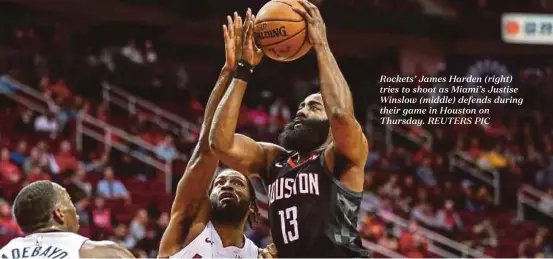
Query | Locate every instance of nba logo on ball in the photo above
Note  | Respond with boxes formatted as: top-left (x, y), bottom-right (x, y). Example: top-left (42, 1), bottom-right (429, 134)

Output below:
top-left (254, 0), bottom-right (312, 62)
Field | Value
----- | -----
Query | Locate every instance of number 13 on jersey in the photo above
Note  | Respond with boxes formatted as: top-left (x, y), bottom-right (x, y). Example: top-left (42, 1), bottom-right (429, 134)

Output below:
top-left (278, 206), bottom-right (299, 244)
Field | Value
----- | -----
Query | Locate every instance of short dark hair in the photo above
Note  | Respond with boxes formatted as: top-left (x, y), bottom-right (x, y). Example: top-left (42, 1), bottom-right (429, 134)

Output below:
top-left (13, 181), bottom-right (60, 233)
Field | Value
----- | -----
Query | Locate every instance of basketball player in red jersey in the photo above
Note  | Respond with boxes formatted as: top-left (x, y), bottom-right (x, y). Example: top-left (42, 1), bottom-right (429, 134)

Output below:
top-left (158, 11), bottom-right (275, 258)
top-left (209, 1), bottom-right (369, 257)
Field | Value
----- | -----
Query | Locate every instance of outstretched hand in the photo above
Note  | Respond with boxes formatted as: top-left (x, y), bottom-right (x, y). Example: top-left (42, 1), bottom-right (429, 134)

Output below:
top-left (241, 9), bottom-right (264, 67)
top-left (292, 0), bottom-right (328, 50)
top-left (223, 12), bottom-right (244, 71)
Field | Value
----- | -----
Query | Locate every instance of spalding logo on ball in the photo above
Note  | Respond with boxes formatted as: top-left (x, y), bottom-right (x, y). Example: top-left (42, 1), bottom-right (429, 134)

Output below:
top-left (254, 0), bottom-right (312, 62)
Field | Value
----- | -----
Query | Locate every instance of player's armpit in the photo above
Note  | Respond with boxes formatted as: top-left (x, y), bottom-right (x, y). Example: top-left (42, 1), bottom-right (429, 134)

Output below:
top-left (79, 240), bottom-right (135, 258)
top-left (211, 133), bottom-right (285, 177)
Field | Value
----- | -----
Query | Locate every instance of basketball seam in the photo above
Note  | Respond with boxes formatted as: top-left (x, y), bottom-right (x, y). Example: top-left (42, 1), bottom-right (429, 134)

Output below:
top-left (284, 31), bottom-right (309, 60)
top-left (272, 0), bottom-right (294, 8)
top-left (258, 27), bottom-right (306, 48)
top-left (261, 0), bottom-right (303, 22)
top-left (256, 19), bottom-right (304, 23)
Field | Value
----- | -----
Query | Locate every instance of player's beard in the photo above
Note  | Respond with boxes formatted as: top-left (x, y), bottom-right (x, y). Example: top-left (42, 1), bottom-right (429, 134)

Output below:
top-left (210, 197), bottom-right (250, 226)
top-left (278, 118), bottom-right (330, 155)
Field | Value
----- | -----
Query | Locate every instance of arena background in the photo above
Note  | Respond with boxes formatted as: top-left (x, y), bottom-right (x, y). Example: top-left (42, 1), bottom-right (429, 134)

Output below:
top-left (0, 0), bottom-right (552, 257)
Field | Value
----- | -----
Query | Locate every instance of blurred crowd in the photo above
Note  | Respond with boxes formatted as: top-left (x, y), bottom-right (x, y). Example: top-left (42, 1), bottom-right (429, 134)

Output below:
top-left (0, 21), bottom-right (289, 257)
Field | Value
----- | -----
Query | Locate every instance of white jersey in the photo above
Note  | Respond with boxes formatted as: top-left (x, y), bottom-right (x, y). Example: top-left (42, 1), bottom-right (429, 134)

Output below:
top-left (0, 232), bottom-right (88, 259)
top-left (171, 221), bottom-right (258, 258)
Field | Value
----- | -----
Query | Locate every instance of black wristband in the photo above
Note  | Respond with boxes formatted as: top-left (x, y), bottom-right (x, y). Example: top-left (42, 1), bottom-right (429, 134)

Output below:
top-left (234, 61), bottom-right (254, 82)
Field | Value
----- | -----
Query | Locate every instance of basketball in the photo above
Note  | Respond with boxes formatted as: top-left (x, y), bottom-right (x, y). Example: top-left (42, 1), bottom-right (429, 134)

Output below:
top-left (254, 0), bottom-right (312, 62)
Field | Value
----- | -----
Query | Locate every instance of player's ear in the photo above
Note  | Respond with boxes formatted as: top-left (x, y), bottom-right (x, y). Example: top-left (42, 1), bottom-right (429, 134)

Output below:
top-left (52, 204), bottom-right (65, 225)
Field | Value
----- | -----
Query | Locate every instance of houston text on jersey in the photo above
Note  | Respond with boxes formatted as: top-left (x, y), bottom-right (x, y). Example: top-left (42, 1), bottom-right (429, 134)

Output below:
top-left (267, 172), bottom-right (320, 205)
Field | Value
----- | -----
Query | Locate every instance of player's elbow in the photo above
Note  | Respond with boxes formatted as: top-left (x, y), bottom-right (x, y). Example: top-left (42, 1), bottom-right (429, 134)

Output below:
top-left (197, 143), bottom-right (211, 154)
top-left (196, 132), bottom-right (213, 154)
top-left (208, 137), bottom-right (221, 152)
top-left (208, 135), bottom-right (228, 154)
top-left (196, 137), bottom-right (211, 154)
top-left (208, 128), bottom-right (222, 150)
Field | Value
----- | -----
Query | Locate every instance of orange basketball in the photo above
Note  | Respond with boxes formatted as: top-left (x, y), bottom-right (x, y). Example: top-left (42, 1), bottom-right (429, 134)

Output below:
top-left (254, 0), bottom-right (312, 62)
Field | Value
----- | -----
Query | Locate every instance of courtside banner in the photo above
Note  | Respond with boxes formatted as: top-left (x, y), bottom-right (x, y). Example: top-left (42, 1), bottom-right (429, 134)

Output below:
top-left (502, 13), bottom-right (553, 45)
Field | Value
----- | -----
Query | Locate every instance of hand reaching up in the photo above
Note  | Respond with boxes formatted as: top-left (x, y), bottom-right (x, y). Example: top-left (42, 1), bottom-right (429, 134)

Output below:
top-left (241, 9), bottom-right (264, 67)
top-left (222, 11), bottom-right (244, 71)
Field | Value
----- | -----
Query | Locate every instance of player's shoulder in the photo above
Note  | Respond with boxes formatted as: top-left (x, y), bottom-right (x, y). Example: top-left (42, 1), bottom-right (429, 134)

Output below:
top-left (257, 142), bottom-right (288, 164)
top-left (80, 240), bottom-right (117, 253)
top-left (246, 236), bottom-right (259, 250)
top-left (80, 240), bottom-right (135, 258)
top-left (244, 236), bottom-right (260, 257)
top-left (62, 231), bottom-right (89, 239)
top-left (0, 237), bottom-right (20, 252)
top-left (82, 240), bottom-right (118, 247)
top-left (257, 141), bottom-right (287, 155)
top-left (268, 147), bottom-right (293, 161)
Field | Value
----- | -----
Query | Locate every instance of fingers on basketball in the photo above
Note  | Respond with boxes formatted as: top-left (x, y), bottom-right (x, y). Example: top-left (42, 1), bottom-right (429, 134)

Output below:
top-left (291, 7), bottom-right (308, 19)
top-left (253, 0), bottom-right (313, 61)
top-left (299, 0), bottom-right (321, 21)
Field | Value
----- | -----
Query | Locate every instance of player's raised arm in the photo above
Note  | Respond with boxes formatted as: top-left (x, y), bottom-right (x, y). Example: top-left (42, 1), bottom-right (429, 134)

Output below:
top-left (293, 0), bottom-right (367, 190)
top-left (80, 240), bottom-right (135, 258)
top-left (158, 12), bottom-right (246, 258)
top-left (209, 15), bottom-right (285, 176)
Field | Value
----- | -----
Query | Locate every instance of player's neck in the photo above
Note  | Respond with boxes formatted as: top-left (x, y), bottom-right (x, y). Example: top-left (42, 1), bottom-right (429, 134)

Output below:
top-left (212, 221), bottom-right (246, 248)
top-left (32, 225), bottom-right (68, 234)
top-left (297, 146), bottom-right (325, 163)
